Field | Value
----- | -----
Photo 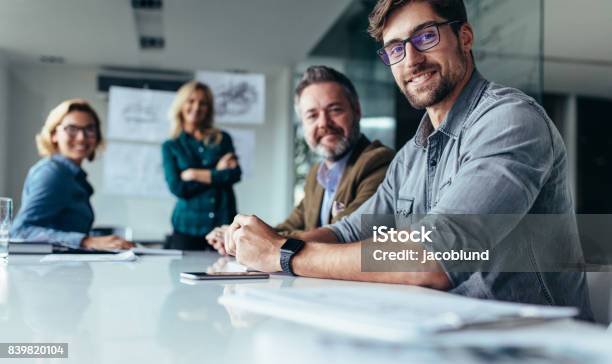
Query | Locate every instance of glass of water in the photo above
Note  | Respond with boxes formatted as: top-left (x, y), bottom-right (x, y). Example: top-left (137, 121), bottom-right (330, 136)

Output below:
top-left (0, 198), bottom-right (12, 260)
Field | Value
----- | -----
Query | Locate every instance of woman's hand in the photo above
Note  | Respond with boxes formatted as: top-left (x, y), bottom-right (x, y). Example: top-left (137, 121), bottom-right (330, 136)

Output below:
top-left (81, 235), bottom-right (135, 250)
top-left (216, 153), bottom-right (238, 170)
top-left (180, 168), bottom-right (197, 181)
top-left (181, 168), bottom-right (212, 183)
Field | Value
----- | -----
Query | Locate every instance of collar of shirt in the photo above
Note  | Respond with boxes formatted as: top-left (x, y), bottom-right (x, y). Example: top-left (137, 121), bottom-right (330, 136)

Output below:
top-left (51, 154), bottom-right (87, 178)
top-left (180, 131), bottom-right (198, 144)
top-left (316, 149), bottom-right (353, 192)
top-left (414, 69), bottom-right (489, 148)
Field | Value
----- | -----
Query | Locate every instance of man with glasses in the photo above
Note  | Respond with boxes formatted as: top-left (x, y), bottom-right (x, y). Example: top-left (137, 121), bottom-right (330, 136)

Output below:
top-left (222, 0), bottom-right (591, 317)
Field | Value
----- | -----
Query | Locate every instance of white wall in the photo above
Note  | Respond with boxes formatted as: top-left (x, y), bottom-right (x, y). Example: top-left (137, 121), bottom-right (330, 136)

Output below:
top-left (0, 51), bottom-right (8, 197)
top-left (7, 63), bottom-right (293, 240)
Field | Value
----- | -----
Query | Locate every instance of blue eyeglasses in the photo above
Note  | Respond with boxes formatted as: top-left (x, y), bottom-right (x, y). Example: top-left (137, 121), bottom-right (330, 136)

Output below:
top-left (377, 20), bottom-right (463, 66)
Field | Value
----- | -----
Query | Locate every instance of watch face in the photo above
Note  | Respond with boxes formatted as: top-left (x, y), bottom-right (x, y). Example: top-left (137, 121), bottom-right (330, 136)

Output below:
top-left (281, 239), bottom-right (304, 253)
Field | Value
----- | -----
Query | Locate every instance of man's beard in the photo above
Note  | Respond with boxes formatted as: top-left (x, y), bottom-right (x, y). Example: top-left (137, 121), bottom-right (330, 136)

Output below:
top-left (402, 47), bottom-right (468, 110)
top-left (310, 124), bottom-right (360, 161)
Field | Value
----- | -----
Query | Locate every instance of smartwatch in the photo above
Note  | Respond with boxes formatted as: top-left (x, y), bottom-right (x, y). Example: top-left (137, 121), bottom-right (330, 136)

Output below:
top-left (280, 238), bottom-right (305, 276)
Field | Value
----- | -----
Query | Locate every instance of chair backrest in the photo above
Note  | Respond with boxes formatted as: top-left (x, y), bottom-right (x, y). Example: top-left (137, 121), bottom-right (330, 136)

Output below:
top-left (586, 272), bottom-right (612, 325)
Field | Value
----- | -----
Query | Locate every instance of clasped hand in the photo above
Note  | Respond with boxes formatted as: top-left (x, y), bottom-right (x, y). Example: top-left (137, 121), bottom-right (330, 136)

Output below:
top-left (180, 153), bottom-right (238, 182)
top-left (222, 214), bottom-right (285, 272)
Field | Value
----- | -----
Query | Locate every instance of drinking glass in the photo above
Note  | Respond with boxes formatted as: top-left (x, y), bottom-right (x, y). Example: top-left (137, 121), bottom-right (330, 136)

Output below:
top-left (0, 198), bottom-right (13, 260)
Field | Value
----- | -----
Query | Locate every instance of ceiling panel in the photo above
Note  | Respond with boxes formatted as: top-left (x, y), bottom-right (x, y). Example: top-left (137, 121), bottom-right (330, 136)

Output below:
top-left (0, 0), bottom-right (351, 71)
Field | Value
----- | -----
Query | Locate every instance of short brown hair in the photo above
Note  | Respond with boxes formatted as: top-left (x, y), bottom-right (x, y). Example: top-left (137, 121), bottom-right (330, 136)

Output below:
top-left (36, 99), bottom-right (103, 161)
top-left (294, 65), bottom-right (360, 114)
top-left (368, 0), bottom-right (468, 42)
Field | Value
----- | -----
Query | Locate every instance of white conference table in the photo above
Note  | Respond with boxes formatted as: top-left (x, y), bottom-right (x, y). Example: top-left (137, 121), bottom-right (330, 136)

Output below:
top-left (0, 252), bottom-right (609, 364)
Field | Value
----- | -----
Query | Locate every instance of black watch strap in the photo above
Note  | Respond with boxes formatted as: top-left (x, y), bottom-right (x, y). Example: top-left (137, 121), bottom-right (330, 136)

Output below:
top-left (280, 238), bottom-right (305, 275)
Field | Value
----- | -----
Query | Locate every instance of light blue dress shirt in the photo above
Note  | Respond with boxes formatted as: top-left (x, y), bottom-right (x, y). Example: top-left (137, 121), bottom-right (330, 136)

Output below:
top-left (316, 150), bottom-right (352, 226)
top-left (11, 154), bottom-right (94, 248)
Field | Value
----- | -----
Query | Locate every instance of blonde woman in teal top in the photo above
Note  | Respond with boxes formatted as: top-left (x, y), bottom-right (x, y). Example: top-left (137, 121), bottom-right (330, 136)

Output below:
top-left (162, 81), bottom-right (241, 250)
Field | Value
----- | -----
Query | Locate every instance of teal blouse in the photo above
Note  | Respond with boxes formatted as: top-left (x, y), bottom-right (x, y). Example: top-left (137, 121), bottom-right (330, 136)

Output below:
top-left (162, 131), bottom-right (241, 236)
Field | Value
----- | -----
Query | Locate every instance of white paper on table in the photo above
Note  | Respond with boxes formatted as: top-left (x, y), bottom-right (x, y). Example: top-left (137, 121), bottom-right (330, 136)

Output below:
top-left (40, 251), bottom-right (138, 263)
top-left (131, 247), bottom-right (182, 256)
top-left (252, 320), bottom-right (612, 364)
top-left (219, 286), bottom-right (579, 342)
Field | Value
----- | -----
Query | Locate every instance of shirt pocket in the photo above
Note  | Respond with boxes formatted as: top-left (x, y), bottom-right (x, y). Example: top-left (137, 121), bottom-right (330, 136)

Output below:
top-left (434, 177), bottom-right (453, 207)
top-left (395, 197), bottom-right (414, 228)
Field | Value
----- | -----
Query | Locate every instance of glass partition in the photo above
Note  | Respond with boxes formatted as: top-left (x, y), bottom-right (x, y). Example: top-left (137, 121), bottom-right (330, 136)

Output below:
top-left (292, 0), bottom-right (544, 205)
top-left (466, 0), bottom-right (543, 100)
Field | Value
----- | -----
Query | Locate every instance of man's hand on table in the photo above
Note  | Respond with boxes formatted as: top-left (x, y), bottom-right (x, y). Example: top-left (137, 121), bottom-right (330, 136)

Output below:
top-left (206, 225), bottom-right (229, 255)
top-left (224, 214), bottom-right (285, 272)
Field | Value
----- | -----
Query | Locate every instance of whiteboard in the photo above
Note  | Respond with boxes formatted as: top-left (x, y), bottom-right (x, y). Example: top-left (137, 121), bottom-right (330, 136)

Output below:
top-left (224, 128), bottom-right (255, 178)
top-left (102, 142), bottom-right (170, 198)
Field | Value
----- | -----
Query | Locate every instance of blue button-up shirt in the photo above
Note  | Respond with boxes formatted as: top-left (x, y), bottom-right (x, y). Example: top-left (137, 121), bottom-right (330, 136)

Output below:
top-left (316, 150), bottom-right (352, 226)
top-left (11, 154), bottom-right (94, 248)
top-left (330, 70), bottom-right (592, 319)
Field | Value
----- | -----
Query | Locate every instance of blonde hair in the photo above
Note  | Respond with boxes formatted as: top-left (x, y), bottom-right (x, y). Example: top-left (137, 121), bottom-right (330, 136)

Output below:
top-left (169, 80), bottom-right (221, 145)
top-left (35, 99), bottom-right (104, 161)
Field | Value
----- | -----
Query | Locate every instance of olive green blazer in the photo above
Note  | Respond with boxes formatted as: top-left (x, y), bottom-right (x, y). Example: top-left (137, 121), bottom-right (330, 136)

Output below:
top-left (275, 135), bottom-right (394, 234)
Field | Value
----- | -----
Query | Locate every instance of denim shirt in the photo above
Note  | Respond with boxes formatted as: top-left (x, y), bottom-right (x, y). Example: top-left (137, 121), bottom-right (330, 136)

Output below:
top-left (330, 71), bottom-right (592, 319)
top-left (11, 154), bottom-right (94, 248)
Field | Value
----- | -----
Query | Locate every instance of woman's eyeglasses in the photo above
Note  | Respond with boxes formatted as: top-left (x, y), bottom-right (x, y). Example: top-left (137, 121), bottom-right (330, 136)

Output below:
top-left (61, 125), bottom-right (98, 138)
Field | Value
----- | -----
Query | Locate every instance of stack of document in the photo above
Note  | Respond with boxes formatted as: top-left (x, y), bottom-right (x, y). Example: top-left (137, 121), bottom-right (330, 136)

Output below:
top-left (8, 240), bottom-right (182, 256)
top-left (40, 250), bottom-right (138, 262)
top-left (8, 241), bottom-right (53, 254)
top-left (131, 246), bottom-right (182, 256)
top-left (219, 286), bottom-right (578, 342)
top-left (37, 247), bottom-right (182, 262)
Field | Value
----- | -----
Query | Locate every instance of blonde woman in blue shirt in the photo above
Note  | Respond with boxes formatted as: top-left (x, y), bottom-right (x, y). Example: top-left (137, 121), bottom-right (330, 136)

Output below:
top-left (11, 99), bottom-right (134, 250)
top-left (162, 81), bottom-right (241, 250)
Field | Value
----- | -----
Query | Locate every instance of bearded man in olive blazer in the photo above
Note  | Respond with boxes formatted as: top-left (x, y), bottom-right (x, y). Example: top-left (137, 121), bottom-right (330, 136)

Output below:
top-left (206, 66), bottom-right (394, 254)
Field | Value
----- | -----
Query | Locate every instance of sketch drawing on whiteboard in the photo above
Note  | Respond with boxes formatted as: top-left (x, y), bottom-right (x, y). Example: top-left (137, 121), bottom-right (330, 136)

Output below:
top-left (195, 71), bottom-right (265, 124)
top-left (122, 103), bottom-right (157, 124)
top-left (216, 81), bottom-right (258, 117)
top-left (107, 86), bottom-right (176, 142)
top-left (103, 142), bottom-right (170, 198)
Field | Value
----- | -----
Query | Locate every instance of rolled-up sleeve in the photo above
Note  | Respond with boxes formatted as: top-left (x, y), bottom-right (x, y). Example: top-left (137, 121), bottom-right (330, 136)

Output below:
top-left (210, 166), bottom-right (241, 186)
top-left (210, 132), bottom-right (242, 186)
